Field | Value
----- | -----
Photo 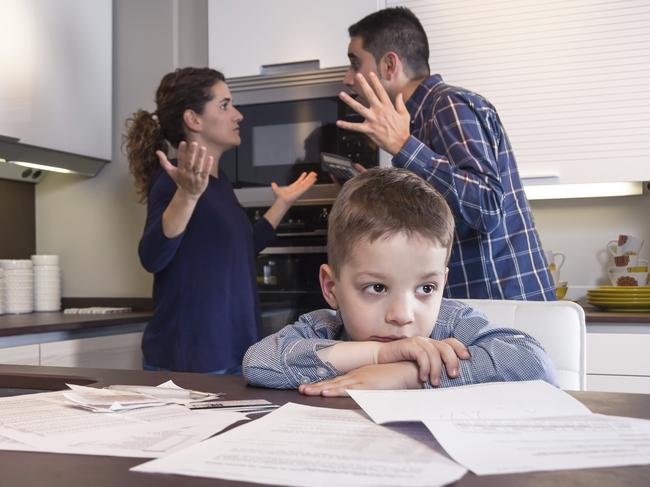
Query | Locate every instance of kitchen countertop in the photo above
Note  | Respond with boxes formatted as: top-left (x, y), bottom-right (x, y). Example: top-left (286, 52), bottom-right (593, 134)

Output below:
top-left (0, 310), bottom-right (153, 337)
top-left (0, 303), bottom-right (647, 339)
top-left (580, 303), bottom-right (650, 323)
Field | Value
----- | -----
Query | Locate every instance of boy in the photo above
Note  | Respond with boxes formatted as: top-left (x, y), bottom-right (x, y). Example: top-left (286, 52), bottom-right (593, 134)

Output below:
top-left (243, 169), bottom-right (557, 396)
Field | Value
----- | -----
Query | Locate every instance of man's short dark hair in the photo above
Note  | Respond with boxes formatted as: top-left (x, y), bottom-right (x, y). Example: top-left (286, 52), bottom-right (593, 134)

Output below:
top-left (349, 7), bottom-right (430, 79)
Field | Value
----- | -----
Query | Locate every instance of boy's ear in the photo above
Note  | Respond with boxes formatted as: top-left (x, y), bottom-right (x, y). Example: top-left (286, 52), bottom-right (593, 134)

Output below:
top-left (319, 264), bottom-right (339, 309)
top-left (444, 267), bottom-right (449, 285)
top-left (182, 109), bottom-right (201, 132)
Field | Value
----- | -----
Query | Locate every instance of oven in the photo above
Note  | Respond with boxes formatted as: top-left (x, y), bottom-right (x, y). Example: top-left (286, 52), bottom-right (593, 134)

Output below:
top-left (247, 203), bottom-right (331, 337)
top-left (223, 66), bottom-right (380, 205)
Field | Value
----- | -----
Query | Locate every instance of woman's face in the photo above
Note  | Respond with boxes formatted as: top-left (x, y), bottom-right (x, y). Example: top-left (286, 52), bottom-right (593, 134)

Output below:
top-left (193, 81), bottom-right (243, 151)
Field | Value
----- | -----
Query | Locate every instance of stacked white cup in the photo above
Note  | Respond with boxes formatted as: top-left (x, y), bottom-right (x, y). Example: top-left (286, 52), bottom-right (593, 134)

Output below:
top-left (1, 260), bottom-right (34, 314)
top-left (32, 255), bottom-right (61, 312)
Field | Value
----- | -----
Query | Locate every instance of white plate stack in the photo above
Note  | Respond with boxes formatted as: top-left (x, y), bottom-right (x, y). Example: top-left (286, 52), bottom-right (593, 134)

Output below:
top-left (32, 255), bottom-right (61, 312)
top-left (0, 260), bottom-right (34, 314)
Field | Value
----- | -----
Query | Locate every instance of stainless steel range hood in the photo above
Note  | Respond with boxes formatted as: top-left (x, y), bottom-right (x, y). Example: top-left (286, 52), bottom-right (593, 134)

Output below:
top-left (0, 135), bottom-right (109, 183)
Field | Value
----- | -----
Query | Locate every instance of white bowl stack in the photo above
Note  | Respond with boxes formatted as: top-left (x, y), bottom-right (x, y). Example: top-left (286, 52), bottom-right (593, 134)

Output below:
top-left (32, 255), bottom-right (61, 312)
top-left (0, 259), bottom-right (34, 314)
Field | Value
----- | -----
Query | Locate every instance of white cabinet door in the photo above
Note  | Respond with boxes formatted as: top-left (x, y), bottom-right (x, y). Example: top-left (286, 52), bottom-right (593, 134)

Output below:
top-left (0, 344), bottom-right (40, 366)
top-left (0, 0), bottom-right (112, 159)
top-left (40, 332), bottom-right (143, 370)
top-left (587, 333), bottom-right (650, 376)
top-left (390, 0), bottom-right (650, 184)
top-left (586, 332), bottom-right (650, 394)
top-left (208, 0), bottom-right (377, 77)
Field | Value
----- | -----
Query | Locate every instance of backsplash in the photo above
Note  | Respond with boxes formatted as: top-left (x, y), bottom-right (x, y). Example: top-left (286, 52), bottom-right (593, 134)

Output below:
top-left (0, 179), bottom-right (35, 258)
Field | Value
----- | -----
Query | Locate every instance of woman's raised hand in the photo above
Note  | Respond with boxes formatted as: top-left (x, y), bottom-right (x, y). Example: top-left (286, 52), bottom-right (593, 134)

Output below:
top-left (157, 141), bottom-right (214, 199)
top-left (271, 171), bottom-right (318, 206)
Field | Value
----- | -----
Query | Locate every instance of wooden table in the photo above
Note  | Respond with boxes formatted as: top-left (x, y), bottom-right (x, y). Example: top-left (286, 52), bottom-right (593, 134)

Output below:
top-left (0, 364), bottom-right (648, 487)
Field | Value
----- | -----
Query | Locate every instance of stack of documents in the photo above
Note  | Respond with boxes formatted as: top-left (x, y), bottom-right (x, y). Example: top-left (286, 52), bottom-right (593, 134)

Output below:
top-left (132, 381), bottom-right (650, 485)
top-left (0, 389), bottom-right (247, 458)
top-left (349, 380), bottom-right (650, 475)
top-left (132, 402), bottom-right (467, 487)
top-left (63, 381), bottom-right (223, 412)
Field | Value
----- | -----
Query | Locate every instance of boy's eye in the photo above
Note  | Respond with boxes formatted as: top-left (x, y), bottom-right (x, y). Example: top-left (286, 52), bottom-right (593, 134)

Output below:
top-left (417, 283), bottom-right (437, 295)
top-left (220, 102), bottom-right (228, 110)
top-left (365, 283), bottom-right (386, 295)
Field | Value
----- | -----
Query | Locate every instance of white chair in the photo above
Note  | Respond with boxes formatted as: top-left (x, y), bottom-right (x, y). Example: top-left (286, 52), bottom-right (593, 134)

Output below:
top-left (459, 299), bottom-right (587, 391)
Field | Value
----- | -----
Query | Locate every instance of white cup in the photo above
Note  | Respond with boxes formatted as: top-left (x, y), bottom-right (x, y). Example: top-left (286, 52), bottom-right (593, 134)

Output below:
top-left (608, 235), bottom-right (644, 257)
top-left (545, 251), bottom-right (565, 285)
top-left (607, 267), bottom-right (650, 286)
top-left (545, 251), bottom-right (566, 271)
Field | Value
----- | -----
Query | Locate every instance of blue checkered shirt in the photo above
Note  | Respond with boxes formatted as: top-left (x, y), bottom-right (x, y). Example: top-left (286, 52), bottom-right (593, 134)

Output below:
top-left (394, 75), bottom-right (555, 300)
top-left (242, 299), bottom-right (557, 389)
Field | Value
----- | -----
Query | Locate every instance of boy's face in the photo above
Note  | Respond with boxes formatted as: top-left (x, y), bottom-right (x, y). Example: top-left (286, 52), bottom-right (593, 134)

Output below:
top-left (320, 232), bottom-right (448, 341)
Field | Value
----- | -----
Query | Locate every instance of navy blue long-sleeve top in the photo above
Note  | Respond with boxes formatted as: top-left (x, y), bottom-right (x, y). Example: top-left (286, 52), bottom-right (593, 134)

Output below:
top-left (138, 165), bottom-right (276, 372)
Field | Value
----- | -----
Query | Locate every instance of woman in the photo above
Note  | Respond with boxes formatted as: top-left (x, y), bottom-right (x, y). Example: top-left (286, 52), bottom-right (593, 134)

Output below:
top-left (125, 67), bottom-right (316, 373)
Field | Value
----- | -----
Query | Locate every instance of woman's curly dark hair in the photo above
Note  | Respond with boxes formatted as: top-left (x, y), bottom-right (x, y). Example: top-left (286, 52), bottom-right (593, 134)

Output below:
top-left (124, 67), bottom-right (225, 202)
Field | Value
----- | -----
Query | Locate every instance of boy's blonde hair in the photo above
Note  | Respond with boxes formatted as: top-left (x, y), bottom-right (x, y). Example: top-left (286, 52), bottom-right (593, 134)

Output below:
top-left (327, 168), bottom-right (455, 275)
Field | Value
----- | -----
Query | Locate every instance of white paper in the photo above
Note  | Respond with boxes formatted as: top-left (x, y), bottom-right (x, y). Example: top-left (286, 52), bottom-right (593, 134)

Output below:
top-left (63, 384), bottom-right (168, 411)
top-left (425, 414), bottom-right (650, 474)
top-left (63, 381), bottom-right (223, 411)
top-left (349, 381), bottom-right (650, 475)
top-left (0, 391), bottom-right (247, 458)
top-left (348, 380), bottom-right (591, 423)
top-left (132, 403), bottom-right (468, 487)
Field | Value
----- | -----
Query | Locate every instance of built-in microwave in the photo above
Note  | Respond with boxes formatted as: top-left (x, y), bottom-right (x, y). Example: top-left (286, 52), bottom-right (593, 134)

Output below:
top-left (222, 66), bottom-right (380, 206)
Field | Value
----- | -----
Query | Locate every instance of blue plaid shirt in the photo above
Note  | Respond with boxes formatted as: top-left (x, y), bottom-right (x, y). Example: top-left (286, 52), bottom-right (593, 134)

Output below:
top-left (242, 299), bottom-right (557, 389)
top-left (394, 75), bottom-right (555, 300)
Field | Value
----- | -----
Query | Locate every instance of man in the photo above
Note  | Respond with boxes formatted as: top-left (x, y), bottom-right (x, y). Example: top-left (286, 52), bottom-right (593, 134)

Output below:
top-left (337, 7), bottom-right (555, 300)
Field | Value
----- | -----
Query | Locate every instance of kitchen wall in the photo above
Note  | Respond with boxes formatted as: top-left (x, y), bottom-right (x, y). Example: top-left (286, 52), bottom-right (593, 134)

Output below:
top-left (35, 0), bottom-right (208, 297)
top-left (33, 0), bottom-right (649, 299)
top-left (532, 192), bottom-right (650, 298)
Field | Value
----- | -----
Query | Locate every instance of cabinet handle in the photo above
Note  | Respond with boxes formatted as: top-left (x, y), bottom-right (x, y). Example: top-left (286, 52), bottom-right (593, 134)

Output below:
top-left (260, 60), bottom-right (320, 75)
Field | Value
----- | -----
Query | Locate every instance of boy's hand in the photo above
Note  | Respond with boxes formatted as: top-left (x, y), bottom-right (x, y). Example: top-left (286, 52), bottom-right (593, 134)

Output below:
top-left (377, 337), bottom-right (470, 386)
top-left (298, 362), bottom-right (420, 397)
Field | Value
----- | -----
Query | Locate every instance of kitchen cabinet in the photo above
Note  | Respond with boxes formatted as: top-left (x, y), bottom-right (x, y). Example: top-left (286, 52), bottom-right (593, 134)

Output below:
top-left (208, 0), bottom-right (377, 78)
top-left (586, 323), bottom-right (650, 394)
top-left (389, 0), bottom-right (650, 185)
top-left (0, 344), bottom-right (39, 366)
top-left (0, 312), bottom-right (149, 370)
top-left (0, 0), bottom-right (112, 160)
top-left (40, 332), bottom-right (143, 370)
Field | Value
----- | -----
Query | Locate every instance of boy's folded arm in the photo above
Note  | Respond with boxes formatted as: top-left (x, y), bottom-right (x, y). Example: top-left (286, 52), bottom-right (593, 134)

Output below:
top-left (429, 328), bottom-right (558, 389)
top-left (242, 309), bottom-right (351, 389)
top-left (424, 301), bottom-right (558, 388)
top-left (430, 328), bottom-right (557, 387)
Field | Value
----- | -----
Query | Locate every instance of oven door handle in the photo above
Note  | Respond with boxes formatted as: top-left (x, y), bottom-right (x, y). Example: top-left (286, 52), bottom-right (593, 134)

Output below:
top-left (260, 246), bottom-right (327, 255)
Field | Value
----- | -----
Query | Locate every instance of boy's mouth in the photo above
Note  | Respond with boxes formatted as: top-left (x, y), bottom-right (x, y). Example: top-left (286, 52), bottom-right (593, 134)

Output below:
top-left (372, 336), bottom-right (405, 342)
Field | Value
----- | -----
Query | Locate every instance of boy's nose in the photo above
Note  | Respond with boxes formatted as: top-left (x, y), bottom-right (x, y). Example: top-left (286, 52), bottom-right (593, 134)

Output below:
top-left (385, 296), bottom-right (414, 326)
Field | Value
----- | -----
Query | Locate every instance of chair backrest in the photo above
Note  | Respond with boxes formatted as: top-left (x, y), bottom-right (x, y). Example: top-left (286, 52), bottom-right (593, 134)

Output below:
top-left (458, 299), bottom-right (587, 391)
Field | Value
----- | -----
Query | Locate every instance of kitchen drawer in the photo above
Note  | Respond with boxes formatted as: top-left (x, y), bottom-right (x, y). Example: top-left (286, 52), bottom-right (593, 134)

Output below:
top-left (40, 332), bottom-right (143, 370)
top-left (587, 333), bottom-right (650, 376)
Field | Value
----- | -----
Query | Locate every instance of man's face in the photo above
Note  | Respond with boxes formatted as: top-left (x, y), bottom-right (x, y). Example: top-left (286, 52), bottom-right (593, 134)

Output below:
top-left (343, 36), bottom-right (383, 100)
top-left (321, 232), bottom-right (448, 342)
